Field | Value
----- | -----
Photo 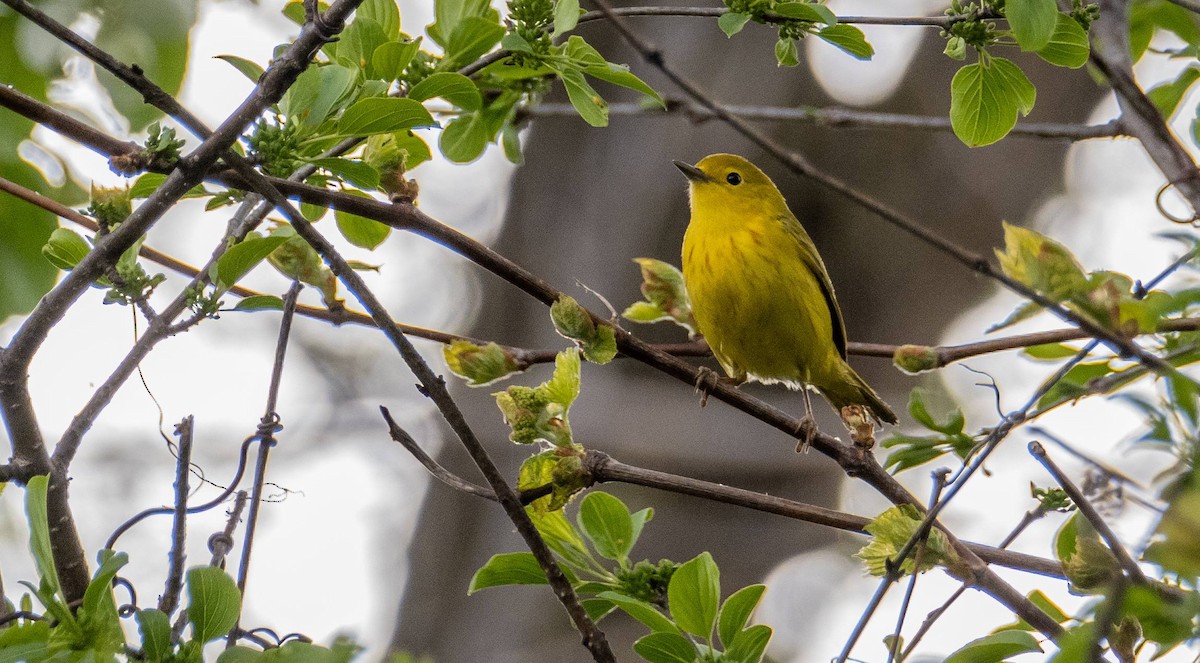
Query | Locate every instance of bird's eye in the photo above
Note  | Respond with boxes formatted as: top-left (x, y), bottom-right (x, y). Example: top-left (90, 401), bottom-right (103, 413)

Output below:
top-left (726, 172), bottom-right (742, 185)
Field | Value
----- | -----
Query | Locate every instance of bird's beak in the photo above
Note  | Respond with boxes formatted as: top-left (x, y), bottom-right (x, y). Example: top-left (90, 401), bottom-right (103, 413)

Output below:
top-left (673, 160), bottom-right (710, 183)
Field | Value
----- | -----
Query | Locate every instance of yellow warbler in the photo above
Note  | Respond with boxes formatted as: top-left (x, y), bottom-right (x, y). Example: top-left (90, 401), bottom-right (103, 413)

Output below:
top-left (675, 154), bottom-right (897, 428)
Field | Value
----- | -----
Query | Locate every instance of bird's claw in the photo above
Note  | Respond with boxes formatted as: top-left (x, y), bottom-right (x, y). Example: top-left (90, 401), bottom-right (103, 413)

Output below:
top-left (794, 415), bottom-right (817, 453)
top-left (694, 367), bottom-right (743, 407)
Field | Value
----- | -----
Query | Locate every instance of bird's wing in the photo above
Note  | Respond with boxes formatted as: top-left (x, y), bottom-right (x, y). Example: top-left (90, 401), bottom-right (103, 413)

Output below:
top-left (789, 221), bottom-right (848, 360)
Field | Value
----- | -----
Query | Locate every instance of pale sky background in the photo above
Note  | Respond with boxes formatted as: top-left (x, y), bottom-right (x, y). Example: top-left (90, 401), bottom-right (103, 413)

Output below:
top-left (1, 0), bottom-right (1197, 661)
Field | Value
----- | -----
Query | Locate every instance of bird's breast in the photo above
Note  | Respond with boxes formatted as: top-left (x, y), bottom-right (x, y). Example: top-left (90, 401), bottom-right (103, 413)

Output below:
top-left (682, 217), bottom-right (837, 383)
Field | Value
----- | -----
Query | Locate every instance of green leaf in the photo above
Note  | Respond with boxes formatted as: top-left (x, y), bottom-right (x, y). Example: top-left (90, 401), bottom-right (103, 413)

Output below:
top-left (42, 228), bottom-right (91, 270)
top-left (214, 54), bottom-right (264, 83)
top-left (583, 598), bottom-right (618, 622)
top-left (439, 111), bottom-right (491, 163)
top-left (563, 37), bottom-right (664, 107)
top-left (950, 57), bottom-right (1037, 147)
top-left (632, 632), bottom-right (698, 663)
top-left (1123, 582), bottom-right (1200, 653)
top-left (186, 566), bottom-right (242, 643)
top-left (137, 609), bottom-right (172, 662)
top-left (338, 16), bottom-right (389, 72)
top-left (216, 645), bottom-right (263, 663)
top-left (306, 157), bottom-right (382, 190)
top-left (595, 591), bottom-right (681, 634)
top-left (855, 504), bottom-right (957, 576)
top-left (528, 508), bottom-right (595, 572)
top-left (559, 67), bottom-right (609, 127)
top-left (718, 12), bottom-right (753, 37)
top-left (944, 630), bottom-right (1042, 662)
top-left (554, 0), bottom-right (581, 36)
top-left (335, 190), bottom-right (391, 250)
top-left (1035, 12), bottom-right (1090, 69)
top-left (443, 16), bottom-right (505, 70)
top-left (1006, 0), bottom-right (1057, 51)
top-left (1036, 360), bottom-right (1113, 409)
top-left (501, 122), bottom-right (523, 165)
top-left (468, 552), bottom-right (549, 593)
top-left (629, 507), bottom-right (653, 554)
top-left (1149, 64), bottom-right (1200, 119)
top-left (816, 24), bottom-right (874, 60)
top-left (279, 64), bottom-right (358, 128)
top-left (24, 476), bottom-right (61, 604)
top-left (577, 492), bottom-right (635, 562)
top-left (995, 589), bottom-right (1072, 632)
top-left (773, 2), bottom-right (834, 23)
top-left (668, 551), bottom-right (720, 639)
top-left (408, 72), bottom-right (482, 111)
top-left (944, 35), bottom-right (967, 60)
top-left (1056, 513), bottom-right (1120, 593)
top-left (359, 0), bottom-right (401, 39)
top-left (78, 550), bottom-right (128, 656)
top-left (550, 295), bottom-right (617, 363)
top-left (215, 234), bottom-right (291, 291)
top-left (371, 38), bottom-right (421, 82)
top-left (0, 621), bottom-right (51, 663)
top-left (1022, 342), bottom-right (1083, 360)
top-left (444, 340), bottom-right (524, 386)
top-left (987, 300), bottom-right (1045, 332)
top-left (717, 584), bottom-right (766, 648)
top-left (431, 0), bottom-right (494, 47)
top-left (231, 295), bottom-right (285, 312)
top-left (724, 624), bottom-right (773, 663)
top-left (774, 38), bottom-right (800, 67)
top-left (339, 97), bottom-right (437, 136)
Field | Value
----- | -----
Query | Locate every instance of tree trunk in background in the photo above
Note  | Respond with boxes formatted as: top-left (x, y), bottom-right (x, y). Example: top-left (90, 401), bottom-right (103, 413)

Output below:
top-left (390, 8), bottom-right (1104, 660)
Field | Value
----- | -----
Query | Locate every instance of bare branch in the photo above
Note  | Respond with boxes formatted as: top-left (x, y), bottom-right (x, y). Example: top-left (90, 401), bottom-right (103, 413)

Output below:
top-left (227, 282), bottom-right (302, 649)
top-left (1092, 0), bottom-right (1200, 216)
top-left (521, 101), bottom-right (1123, 141)
top-left (159, 416), bottom-right (194, 618)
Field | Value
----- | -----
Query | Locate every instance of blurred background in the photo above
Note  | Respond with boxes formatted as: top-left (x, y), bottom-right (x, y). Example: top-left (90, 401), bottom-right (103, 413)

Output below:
top-left (0, 0), bottom-right (1194, 660)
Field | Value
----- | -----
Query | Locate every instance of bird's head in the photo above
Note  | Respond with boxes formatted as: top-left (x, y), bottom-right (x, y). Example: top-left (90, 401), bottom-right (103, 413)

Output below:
top-left (673, 154), bottom-right (786, 217)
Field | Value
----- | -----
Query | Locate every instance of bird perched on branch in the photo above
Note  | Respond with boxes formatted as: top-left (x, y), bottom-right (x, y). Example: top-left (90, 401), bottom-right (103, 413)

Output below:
top-left (675, 153), bottom-right (897, 439)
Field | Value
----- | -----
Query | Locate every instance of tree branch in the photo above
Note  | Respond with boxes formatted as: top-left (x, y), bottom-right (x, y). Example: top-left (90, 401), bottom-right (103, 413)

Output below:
top-left (520, 101), bottom-right (1124, 141)
top-left (1092, 0), bottom-right (1200, 216)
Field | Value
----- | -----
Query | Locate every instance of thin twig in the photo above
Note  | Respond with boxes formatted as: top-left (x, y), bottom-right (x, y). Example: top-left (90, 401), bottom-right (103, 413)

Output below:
top-left (899, 502), bottom-right (1053, 659)
top-left (226, 281), bottom-right (301, 649)
top-left (574, 6), bottom-right (962, 27)
top-left (210, 491), bottom-right (249, 569)
top-left (521, 101), bottom-right (1124, 141)
top-left (886, 470), bottom-right (949, 663)
top-left (1028, 442), bottom-right (1149, 586)
top-left (158, 416), bottom-right (194, 617)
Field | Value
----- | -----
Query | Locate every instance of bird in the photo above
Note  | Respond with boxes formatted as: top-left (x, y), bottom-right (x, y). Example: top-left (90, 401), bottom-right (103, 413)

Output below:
top-left (674, 153), bottom-right (898, 437)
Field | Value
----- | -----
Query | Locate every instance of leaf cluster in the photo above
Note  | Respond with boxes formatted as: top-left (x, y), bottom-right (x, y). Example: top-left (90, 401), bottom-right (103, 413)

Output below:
top-left (470, 491), bottom-right (774, 663)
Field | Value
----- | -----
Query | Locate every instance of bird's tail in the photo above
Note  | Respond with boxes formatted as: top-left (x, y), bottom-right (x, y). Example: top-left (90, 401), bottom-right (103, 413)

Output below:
top-left (821, 362), bottom-right (898, 426)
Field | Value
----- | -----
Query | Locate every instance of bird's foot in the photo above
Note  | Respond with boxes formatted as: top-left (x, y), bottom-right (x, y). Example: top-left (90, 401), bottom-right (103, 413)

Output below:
top-left (694, 367), bottom-right (741, 407)
top-left (794, 415), bottom-right (817, 453)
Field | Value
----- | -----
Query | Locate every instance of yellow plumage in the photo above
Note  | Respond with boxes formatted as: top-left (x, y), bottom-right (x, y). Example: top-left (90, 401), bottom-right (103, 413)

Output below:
top-left (676, 154), bottom-right (897, 426)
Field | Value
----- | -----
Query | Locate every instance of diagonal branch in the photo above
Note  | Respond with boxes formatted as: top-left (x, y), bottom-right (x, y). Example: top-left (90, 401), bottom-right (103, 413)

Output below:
top-left (1092, 0), bottom-right (1200, 215)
